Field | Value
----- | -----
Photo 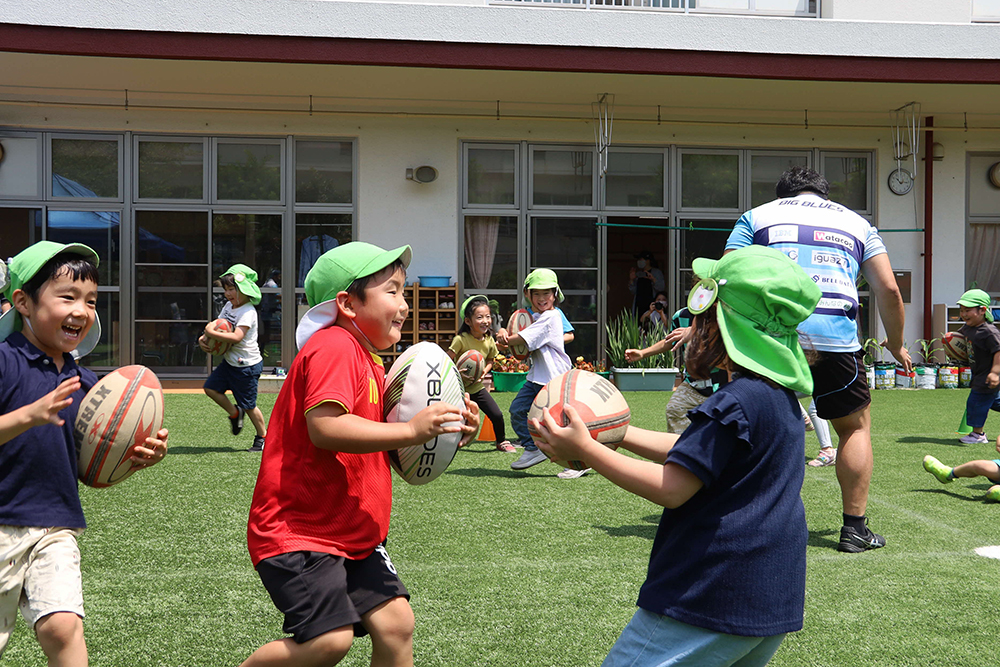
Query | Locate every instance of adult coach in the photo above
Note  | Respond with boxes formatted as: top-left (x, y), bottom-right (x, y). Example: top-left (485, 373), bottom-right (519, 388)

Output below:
top-left (725, 166), bottom-right (911, 553)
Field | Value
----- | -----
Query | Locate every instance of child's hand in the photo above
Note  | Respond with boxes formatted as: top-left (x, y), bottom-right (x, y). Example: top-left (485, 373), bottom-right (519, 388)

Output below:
top-left (664, 326), bottom-right (690, 352)
top-left (624, 348), bottom-right (642, 363)
top-left (531, 404), bottom-right (596, 464)
top-left (457, 394), bottom-right (481, 448)
top-left (496, 328), bottom-right (509, 346)
top-left (408, 403), bottom-right (465, 445)
top-left (988, 372), bottom-right (999, 390)
top-left (131, 428), bottom-right (168, 469)
top-left (26, 376), bottom-right (81, 427)
top-left (197, 334), bottom-right (211, 353)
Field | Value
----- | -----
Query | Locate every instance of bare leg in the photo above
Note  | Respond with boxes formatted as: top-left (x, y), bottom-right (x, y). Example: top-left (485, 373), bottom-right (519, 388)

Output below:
top-left (239, 627), bottom-right (353, 667)
top-left (204, 388), bottom-right (238, 418)
top-left (831, 406), bottom-right (872, 517)
top-left (364, 597), bottom-right (414, 667)
top-left (247, 407), bottom-right (267, 437)
top-left (952, 460), bottom-right (1000, 480)
top-left (35, 612), bottom-right (87, 667)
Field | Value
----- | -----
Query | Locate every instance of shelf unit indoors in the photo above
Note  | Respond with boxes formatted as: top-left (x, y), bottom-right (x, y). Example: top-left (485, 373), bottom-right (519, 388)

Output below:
top-left (379, 282), bottom-right (459, 368)
top-left (931, 304), bottom-right (966, 364)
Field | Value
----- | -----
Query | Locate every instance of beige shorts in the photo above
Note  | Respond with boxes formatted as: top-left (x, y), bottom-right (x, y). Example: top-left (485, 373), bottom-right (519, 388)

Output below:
top-left (664, 381), bottom-right (710, 434)
top-left (0, 526), bottom-right (84, 655)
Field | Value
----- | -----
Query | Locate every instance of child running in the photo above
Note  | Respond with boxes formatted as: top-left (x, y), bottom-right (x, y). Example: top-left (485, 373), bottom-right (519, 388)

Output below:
top-left (449, 295), bottom-right (515, 452)
top-left (923, 435), bottom-right (1000, 502)
top-left (497, 269), bottom-right (572, 473)
top-left (532, 246), bottom-right (820, 666)
top-left (199, 264), bottom-right (267, 452)
top-left (0, 242), bottom-right (168, 665)
top-left (241, 242), bottom-right (477, 667)
top-left (950, 289), bottom-right (1000, 444)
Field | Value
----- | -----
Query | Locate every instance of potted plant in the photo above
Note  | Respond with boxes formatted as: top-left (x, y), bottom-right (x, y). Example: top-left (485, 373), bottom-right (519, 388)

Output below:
top-left (605, 311), bottom-right (678, 391)
top-left (490, 354), bottom-right (530, 392)
top-left (864, 337), bottom-right (896, 390)
top-left (911, 337), bottom-right (941, 389)
top-left (573, 357), bottom-right (610, 380)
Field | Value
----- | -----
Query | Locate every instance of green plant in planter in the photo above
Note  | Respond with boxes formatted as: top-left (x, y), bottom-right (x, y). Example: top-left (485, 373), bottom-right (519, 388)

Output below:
top-left (605, 311), bottom-right (673, 370)
top-left (862, 337), bottom-right (885, 366)
top-left (911, 337), bottom-right (941, 366)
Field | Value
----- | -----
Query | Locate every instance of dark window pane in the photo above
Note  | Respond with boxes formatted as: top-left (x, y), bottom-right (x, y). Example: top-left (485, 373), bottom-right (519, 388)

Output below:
top-left (679, 219), bottom-right (734, 267)
top-left (135, 290), bottom-right (208, 322)
top-left (212, 214), bottom-right (282, 283)
top-left (217, 143), bottom-right (281, 201)
top-left (464, 216), bottom-right (518, 291)
top-left (51, 139), bottom-right (119, 199)
top-left (564, 322), bottom-right (597, 367)
top-left (136, 210), bottom-right (208, 264)
top-left (531, 217), bottom-right (597, 268)
top-left (295, 213), bottom-right (352, 287)
top-left (467, 148), bottom-right (516, 206)
top-left (681, 153), bottom-right (738, 209)
top-left (606, 153), bottom-right (664, 208)
top-left (136, 321), bottom-right (208, 372)
top-left (296, 141), bottom-right (352, 204)
top-left (533, 150), bottom-right (593, 207)
top-left (0, 208), bottom-right (41, 257)
top-left (137, 265), bottom-right (207, 289)
top-left (46, 210), bottom-right (120, 287)
top-left (138, 141), bottom-right (204, 200)
top-left (750, 154), bottom-right (808, 208)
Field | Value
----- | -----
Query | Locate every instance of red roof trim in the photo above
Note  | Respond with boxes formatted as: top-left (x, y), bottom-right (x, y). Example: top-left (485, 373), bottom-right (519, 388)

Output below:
top-left (2, 22), bottom-right (999, 84)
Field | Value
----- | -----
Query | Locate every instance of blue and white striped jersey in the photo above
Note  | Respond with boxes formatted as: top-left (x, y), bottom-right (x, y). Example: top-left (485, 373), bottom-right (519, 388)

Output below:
top-left (725, 193), bottom-right (886, 353)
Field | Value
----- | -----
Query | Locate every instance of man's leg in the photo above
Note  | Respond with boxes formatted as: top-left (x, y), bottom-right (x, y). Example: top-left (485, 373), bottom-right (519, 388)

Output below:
top-left (831, 406), bottom-right (871, 517)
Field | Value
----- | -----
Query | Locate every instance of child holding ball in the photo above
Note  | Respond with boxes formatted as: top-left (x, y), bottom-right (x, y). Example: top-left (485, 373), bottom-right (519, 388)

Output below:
top-left (497, 269), bottom-right (572, 472)
top-left (199, 264), bottom-right (267, 452)
top-left (242, 242), bottom-right (478, 667)
top-left (0, 242), bottom-right (168, 665)
top-left (449, 295), bottom-right (515, 452)
top-left (532, 246), bottom-right (819, 666)
top-left (949, 289), bottom-right (1000, 445)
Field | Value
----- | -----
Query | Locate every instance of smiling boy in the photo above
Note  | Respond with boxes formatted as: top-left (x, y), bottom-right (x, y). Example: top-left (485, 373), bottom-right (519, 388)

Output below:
top-left (0, 241), bottom-right (168, 666)
top-left (242, 242), bottom-right (478, 667)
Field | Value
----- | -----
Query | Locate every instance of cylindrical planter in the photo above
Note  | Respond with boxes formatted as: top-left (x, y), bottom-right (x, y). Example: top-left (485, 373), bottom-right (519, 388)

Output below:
top-left (874, 363), bottom-right (895, 390)
top-left (959, 366), bottom-right (972, 388)
top-left (866, 365), bottom-right (875, 389)
top-left (491, 371), bottom-right (528, 393)
top-left (895, 366), bottom-right (915, 389)
top-left (914, 365), bottom-right (937, 389)
top-left (938, 365), bottom-right (959, 389)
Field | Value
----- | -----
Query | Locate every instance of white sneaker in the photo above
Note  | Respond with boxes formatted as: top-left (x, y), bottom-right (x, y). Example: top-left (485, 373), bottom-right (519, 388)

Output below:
top-left (511, 448), bottom-right (548, 470)
top-left (557, 467), bottom-right (590, 479)
top-left (959, 432), bottom-right (989, 445)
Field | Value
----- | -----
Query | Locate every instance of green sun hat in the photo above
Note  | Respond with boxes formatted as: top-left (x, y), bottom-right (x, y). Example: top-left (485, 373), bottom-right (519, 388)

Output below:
top-left (460, 294), bottom-right (488, 319)
top-left (0, 241), bottom-right (102, 359)
top-left (296, 242), bottom-right (412, 350)
top-left (221, 264), bottom-right (262, 306)
top-left (957, 289), bottom-right (994, 322)
top-left (689, 246), bottom-right (821, 395)
top-left (523, 268), bottom-right (564, 304)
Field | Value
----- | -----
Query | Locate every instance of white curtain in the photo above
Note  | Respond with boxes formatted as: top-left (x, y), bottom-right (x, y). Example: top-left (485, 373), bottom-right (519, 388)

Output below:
top-left (464, 216), bottom-right (500, 290)
top-left (969, 224), bottom-right (1000, 292)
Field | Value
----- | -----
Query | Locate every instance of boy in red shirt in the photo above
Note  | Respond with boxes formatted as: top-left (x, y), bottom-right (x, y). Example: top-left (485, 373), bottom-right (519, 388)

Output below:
top-left (242, 242), bottom-right (477, 667)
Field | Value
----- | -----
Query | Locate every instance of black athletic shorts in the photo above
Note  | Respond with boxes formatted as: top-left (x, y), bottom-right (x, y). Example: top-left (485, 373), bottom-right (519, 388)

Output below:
top-left (811, 349), bottom-right (871, 420)
top-left (256, 544), bottom-right (410, 643)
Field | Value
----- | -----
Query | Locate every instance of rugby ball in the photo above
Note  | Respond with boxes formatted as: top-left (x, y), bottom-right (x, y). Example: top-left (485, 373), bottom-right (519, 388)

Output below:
top-left (74, 365), bottom-right (164, 488)
top-left (507, 309), bottom-right (533, 361)
top-left (205, 318), bottom-right (234, 357)
top-left (456, 349), bottom-right (486, 387)
top-left (942, 331), bottom-right (970, 363)
top-left (384, 342), bottom-right (466, 485)
top-left (527, 369), bottom-right (631, 471)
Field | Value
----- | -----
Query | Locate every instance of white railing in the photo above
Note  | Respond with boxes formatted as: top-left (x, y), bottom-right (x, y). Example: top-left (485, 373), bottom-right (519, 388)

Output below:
top-left (492, 0), bottom-right (819, 17)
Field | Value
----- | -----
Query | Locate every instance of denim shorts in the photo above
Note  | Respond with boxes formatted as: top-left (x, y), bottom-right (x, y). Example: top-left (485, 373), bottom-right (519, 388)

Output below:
top-left (965, 389), bottom-right (1000, 429)
top-left (203, 360), bottom-right (263, 410)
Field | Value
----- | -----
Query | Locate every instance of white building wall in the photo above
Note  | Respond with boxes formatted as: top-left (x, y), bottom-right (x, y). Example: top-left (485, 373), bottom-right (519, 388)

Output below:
top-left (824, 0), bottom-right (972, 23)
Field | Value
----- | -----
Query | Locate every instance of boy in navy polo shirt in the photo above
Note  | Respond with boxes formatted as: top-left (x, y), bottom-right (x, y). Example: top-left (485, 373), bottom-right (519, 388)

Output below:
top-left (0, 242), bottom-right (168, 665)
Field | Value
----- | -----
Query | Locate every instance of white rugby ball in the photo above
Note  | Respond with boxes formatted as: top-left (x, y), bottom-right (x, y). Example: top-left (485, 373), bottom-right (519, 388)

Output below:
top-left (384, 342), bottom-right (466, 485)
top-left (74, 365), bottom-right (164, 488)
top-left (507, 309), bottom-right (533, 361)
top-left (456, 349), bottom-right (486, 387)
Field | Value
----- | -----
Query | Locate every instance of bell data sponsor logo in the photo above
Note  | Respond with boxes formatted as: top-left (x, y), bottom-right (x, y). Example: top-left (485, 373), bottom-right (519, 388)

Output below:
top-left (811, 250), bottom-right (850, 268)
top-left (768, 225), bottom-right (798, 244)
top-left (813, 274), bottom-right (856, 290)
top-left (813, 230), bottom-right (855, 251)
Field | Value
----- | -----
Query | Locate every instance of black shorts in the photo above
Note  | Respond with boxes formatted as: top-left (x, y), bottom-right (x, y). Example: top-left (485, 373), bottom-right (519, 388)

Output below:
top-left (811, 349), bottom-right (871, 420)
top-left (256, 545), bottom-right (409, 643)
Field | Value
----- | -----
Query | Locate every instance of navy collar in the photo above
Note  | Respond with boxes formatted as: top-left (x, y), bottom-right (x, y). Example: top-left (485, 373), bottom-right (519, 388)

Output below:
top-left (7, 331), bottom-right (76, 370)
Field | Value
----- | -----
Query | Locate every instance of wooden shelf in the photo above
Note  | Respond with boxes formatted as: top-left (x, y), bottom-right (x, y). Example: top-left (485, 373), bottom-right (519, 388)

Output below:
top-left (931, 304), bottom-right (965, 364)
top-left (380, 282), bottom-right (460, 368)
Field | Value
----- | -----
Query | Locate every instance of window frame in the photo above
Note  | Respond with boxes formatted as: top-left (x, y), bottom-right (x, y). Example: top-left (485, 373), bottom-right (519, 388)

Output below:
top-left (46, 132), bottom-right (124, 203)
top-left (133, 135), bottom-right (210, 205)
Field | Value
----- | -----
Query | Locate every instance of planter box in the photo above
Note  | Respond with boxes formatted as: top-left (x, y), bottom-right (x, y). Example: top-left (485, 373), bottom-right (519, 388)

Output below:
top-left (611, 367), bottom-right (679, 392)
top-left (491, 371), bottom-right (528, 392)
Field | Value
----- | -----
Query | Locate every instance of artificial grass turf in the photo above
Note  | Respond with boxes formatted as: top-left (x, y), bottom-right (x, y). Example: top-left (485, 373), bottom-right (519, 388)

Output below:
top-left (6, 389), bottom-right (1000, 665)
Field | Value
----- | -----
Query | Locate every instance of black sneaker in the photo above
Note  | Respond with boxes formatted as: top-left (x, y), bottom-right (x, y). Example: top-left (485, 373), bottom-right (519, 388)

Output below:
top-left (838, 523), bottom-right (886, 553)
top-left (248, 436), bottom-right (265, 452)
top-left (230, 408), bottom-right (244, 435)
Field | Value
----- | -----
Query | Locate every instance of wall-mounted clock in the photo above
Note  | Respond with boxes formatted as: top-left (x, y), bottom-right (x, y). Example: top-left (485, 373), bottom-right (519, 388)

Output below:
top-left (989, 161), bottom-right (1000, 189)
top-left (888, 168), bottom-right (913, 196)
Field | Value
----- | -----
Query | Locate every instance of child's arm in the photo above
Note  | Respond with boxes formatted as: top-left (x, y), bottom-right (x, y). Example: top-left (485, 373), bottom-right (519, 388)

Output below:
top-left (563, 332), bottom-right (575, 344)
top-left (533, 405), bottom-right (701, 508)
top-left (624, 338), bottom-right (671, 363)
top-left (617, 425), bottom-right (681, 461)
top-left (988, 350), bottom-right (1000, 389)
top-left (204, 322), bottom-right (247, 344)
top-left (306, 400), bottom-right (476, 454)
top-left (0, 376), bottom-right (81, 447)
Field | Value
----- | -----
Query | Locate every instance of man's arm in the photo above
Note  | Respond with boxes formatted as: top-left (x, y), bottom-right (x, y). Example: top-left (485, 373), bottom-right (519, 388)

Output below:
top-left (861, 253), bottom-right (912, 372)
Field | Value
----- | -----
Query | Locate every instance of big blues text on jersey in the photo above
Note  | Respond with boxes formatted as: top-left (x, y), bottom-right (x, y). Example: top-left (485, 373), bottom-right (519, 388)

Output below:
top-left (726, 193), bottom-right (886, 353)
